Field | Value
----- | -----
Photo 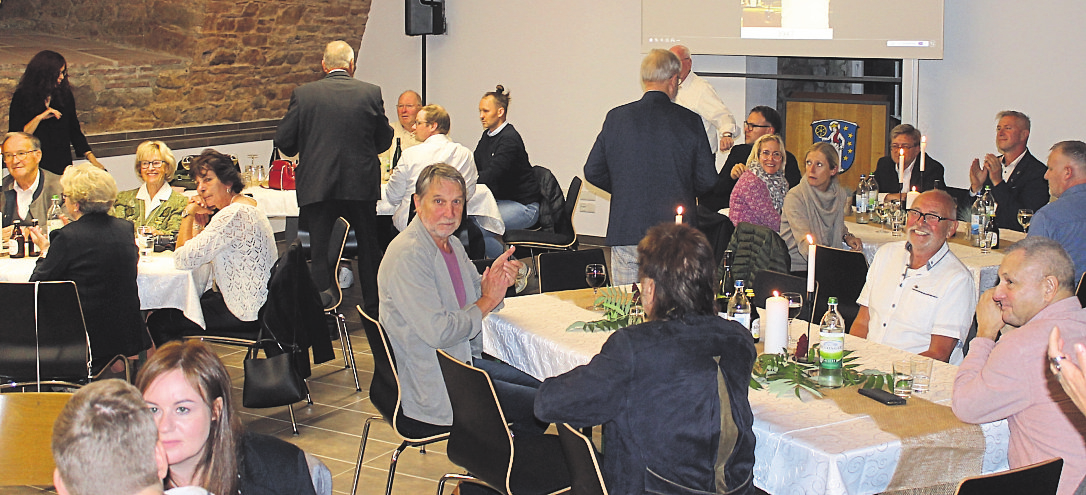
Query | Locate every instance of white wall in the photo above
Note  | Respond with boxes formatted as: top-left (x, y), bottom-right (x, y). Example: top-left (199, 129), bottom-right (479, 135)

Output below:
top-left (357, 0), bottom-right (1086, 236)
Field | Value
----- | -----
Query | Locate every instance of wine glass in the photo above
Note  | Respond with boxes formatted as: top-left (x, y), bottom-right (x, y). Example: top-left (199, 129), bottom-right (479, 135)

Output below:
top-left (585, 264), bottom-right (607, 310)
top-left (1018, 209), bottom-right (1034, 233)
top-left (782, 292), bottom-right (803, 354)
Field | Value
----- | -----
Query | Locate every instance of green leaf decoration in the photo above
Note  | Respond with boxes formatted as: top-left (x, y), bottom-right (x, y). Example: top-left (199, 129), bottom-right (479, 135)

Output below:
top-left (566, 286), bottom-right (644, 333)
top-left (750, 349), bottom-right (894, 399)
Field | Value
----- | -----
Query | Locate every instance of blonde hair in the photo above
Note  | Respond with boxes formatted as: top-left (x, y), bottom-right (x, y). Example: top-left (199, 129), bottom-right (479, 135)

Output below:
top-left (133, 140), bottom-right (177, 179)
top-left (61, 164), bottom-right (118, 214)
top-left (746, 134), bottom-right (786, 170)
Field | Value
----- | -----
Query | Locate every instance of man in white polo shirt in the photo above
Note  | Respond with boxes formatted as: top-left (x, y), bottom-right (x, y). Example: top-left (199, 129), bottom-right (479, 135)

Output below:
top-left (850, 190), bottom-right (976, 363)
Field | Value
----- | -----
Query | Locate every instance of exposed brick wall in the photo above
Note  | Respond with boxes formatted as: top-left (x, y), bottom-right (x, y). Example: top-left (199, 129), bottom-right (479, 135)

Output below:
top-left (0, 0), bottom-right (372, 133)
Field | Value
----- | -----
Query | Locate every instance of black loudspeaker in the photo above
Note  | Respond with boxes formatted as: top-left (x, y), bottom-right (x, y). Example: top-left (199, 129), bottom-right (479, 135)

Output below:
top-left (406, 0), bottom-right (446, 36)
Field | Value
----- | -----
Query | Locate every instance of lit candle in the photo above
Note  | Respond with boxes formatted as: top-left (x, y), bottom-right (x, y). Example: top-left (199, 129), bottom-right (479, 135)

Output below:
top-left (764, 291), bottom-right (789, 355)
top-left (675, 205), bottom-right (683, 224)
top-left (920, 136), bottom-right (927, 172)
top-left (806, 233), bottom-right (816, 293)
top-left (898, 147), bottom-right (905, 189)
top-left (906, 187), bottom-right (920, 209)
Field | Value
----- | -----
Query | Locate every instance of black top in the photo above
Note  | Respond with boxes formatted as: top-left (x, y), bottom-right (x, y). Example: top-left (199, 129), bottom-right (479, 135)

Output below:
top-left (30, 212), bottom-right (145, 370)
top-left (872, 153), bottom-right (945, 193)
top-left (9, 87), bottom-right (93, 176)
top-left (474, 123), bottom-right (542, 205)
top-left (238, 431), bottom-right (319, 495)
top-left (698, 143), bottom-right (802, 212)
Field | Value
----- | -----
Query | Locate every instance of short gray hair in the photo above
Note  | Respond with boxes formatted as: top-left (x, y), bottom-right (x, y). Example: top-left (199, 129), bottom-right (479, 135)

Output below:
top-left (889, 124), bottom-right (921, 145)
top-left (1004, 236), bottom-right (1076, 291)
top-left (416, 163), bottom-right (467, 199)
top-left (641, 49), bottom-right (680, 84)
top-left (61, 163), bottom-right (118, 214)
top-left (1, 131), bottom-right (41, 150)
top-left (1051, 140), bottom-right (1086, 174)
top-left (323, 40), bottom-right (355, 70)
top-left (997, 110), bottom-right (1031, 131)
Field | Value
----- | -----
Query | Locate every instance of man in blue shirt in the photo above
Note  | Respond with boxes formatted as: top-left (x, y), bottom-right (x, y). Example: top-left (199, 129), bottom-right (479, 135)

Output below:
top-left (1030, 140), bottom-right (1086, 283)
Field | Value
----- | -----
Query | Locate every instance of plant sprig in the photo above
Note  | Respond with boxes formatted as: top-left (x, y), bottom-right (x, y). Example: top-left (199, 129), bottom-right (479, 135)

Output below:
top-left (751, 348), bottom-right (893, 399)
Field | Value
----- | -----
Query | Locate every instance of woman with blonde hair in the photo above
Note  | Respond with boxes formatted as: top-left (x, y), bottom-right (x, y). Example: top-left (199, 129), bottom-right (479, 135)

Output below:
top-left (729, 133), bottom-right (791, 231)
top-left (113, 140), bottom-right (188, 234)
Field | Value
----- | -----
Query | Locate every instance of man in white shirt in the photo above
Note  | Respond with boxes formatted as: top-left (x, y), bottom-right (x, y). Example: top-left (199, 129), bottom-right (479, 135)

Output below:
top-left (379, 90), bottom-right (424, 165)
top-left (669, 45), bottom-right (738, 159)
top-left (851, 190), bottom-right (976, 363)
top-left (968, 110), bottom-right (1050, 231)
top-left (1, 132), bottom-right (63, 242)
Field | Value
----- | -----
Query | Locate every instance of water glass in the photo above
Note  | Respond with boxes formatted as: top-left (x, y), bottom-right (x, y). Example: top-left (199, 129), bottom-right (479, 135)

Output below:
top-left (979, 230), bottom-right (994, 254)
top-left (628, 305), bottom-right (645, 326)
top-left (911, 357), bottom-right (933, 394)
top-left (892, 359), bottom-right (914, 398)
top-left (137, 226), bottom-right (153, 259)
top-left (890, 208), bottom-right (905, 236)
top-left (782, 292), bottom-right (803, 350)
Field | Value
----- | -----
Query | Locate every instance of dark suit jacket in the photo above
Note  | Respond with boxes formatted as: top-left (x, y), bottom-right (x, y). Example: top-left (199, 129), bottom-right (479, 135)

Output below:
top-left (475, 123), bottom-right (541, 205)
top-left (982, 149), bottom-right (1050, 231)
top-left (30, 213), bottom-right (146, 370)
top-left (873, 153), bottom-right (945, 193)
top-left (274, 71), bottom-right (393, 207)
top-left (1, 169), bottom-right (63, 227)
top-left (584, 91), bottom-right (717, 246)
top-left (698, 143), bottom-right (801, 212)
top-left (238, 432), bottom-right (318, 495)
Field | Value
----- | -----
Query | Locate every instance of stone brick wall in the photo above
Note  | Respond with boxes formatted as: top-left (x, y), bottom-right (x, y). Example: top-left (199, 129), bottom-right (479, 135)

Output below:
top-left (0, 0), bottom-right (372, 134)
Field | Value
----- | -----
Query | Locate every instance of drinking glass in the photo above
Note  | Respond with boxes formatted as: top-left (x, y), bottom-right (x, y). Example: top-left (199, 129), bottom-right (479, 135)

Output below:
top-left (1018, 209), bottom-right (1034, 233)
top-left (585, 263), bottom-right (607, 310)
top-left (137, 226), bottom-right (153, 259)
top-left (627, 305), bottom-right (645, 326)
top-left (782, 292), bottom-right (803, 354)
top-left (911, 357), bottom-right (933, 394)
top-left (892, 359), bottom-right (914, 398)
top-left (890, 208), bottom-right (905, 236)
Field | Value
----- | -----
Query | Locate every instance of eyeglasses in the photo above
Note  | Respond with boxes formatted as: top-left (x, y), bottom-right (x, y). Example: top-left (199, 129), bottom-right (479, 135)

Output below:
top-left (413, 120), bottom-right (431, 128)
top-left (759, 150), bottom-right (783, 159)
top-left (906, 208), bottom-right (951, 225)
top-left (140, 160), bottom-right (166, 169)
top-left (744, 121), bottom-right (772, 129)
top-left (890, 143), bottom-right (917, 150)
top-left (2, 150), bottom-right (39, 163)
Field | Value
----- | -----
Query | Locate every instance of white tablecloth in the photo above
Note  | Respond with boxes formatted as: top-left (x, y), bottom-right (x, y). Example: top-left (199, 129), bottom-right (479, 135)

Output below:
top-left (0, 251), bottom-right (212, 328)
top-left (482, 291), bottom-right (1010, 495)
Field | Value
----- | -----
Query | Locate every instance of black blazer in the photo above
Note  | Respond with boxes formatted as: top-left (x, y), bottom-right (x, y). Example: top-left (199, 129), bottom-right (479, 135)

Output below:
top-left (698, 143), bottom-right (801, 212)
top-left (8, 87), bottom-right (93, 176)
top-left (30, 213), bottom-right (145, 370)
top-left (873, 153), bottom-right (945, 193)
top-left (983, 149), bottom-right (1050, 231)
top-left (584, 91), bottom-right (717, 246)
top-left (274, 72), bottom-right (394, 206)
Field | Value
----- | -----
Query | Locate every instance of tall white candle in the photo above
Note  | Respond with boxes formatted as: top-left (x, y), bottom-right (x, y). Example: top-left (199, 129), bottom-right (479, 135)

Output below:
top-left (675, 205), bottom-right (684, 224)
top-left (806, 233), bottom-right (816, 293)
top-left (764, 292), bottom-right (789, 355)
top-left (920, 136), bottom-right (927, 173)
top-left (898, 147), bottom-right (905, 187)
top-left (906, 188), bottom-right (920, 209)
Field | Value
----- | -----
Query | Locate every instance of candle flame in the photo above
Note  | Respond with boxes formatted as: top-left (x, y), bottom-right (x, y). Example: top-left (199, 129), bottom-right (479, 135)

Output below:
top-left (921, 135), bottom-right (927, 144)
top-left (806, 233), bottom-right (814, 243)
top-left (911, 186), bottom-right (917, 192)
top-left (773, 290), bottom-right (779, 297)
top-left (676, 205), bottom-right (683, 215)
top-left (899, 148), bottom-right (905, 156)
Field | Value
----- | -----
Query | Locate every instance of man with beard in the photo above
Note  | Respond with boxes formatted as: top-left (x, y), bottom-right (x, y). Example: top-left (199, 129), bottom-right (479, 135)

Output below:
top-left (850, 190), bottom-right (976, 363)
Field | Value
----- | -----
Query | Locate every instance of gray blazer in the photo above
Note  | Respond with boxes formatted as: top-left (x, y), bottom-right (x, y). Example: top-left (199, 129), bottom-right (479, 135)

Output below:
top-left (377, 217), bottom-right (501, 425)
top-left (274, 71), bottom-right (394, 207)
top-left (1, 168), bottom-right (63, 227)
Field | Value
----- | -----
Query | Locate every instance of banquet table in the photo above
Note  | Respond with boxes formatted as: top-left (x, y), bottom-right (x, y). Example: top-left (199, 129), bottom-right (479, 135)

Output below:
top-left (847, 218), bottom-right (1025, 296)
top-left (0, 251), bottom-right (212, 328)
top-left (482, 289), bottom-right (1010, 495)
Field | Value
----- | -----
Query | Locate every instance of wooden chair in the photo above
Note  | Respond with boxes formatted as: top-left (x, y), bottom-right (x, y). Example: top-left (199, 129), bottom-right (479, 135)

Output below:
top-left (0, 392), bottom-right (73, 485)
top-left (537, 248), bottom-right (607, 293)
top-left (556, 423), bottom-right (608, 495)
top-left (953, 457), bottom-right (1063, 495)
top-left (351, 308), bottom-right (450, 495)
top-left (435, 349), bottom-right (571, 495)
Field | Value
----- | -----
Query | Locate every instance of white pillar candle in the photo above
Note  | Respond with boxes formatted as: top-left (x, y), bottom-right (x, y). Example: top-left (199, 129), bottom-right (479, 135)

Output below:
top-left (806, 233), bottom-right (816, 293)
top-left (764, 292), bottom-right (789, 355)
top-left (675, 205), bottom-right (683, 224)
top-left (906, 188), bottom-right (920, 209)
top-left (898, 147), bottom-right (905, 187)
top-left (920, 136), bottom-right (927, 172)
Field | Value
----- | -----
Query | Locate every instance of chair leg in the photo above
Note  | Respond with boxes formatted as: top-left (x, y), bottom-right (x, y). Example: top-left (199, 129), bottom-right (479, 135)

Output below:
top-left (338, 312), bottom-right (361, 391)
top-left (385, 441), bottom-right (410, 495)
top-left (304, 379), bottom-right (313, 405)
top-left (333, 310), bottom-right (351, 369)
top-left (351, 416), bottom-right (382, 495)
top-left (437, 473), bottom-right (479, 495)
top-left (287, 404), bottom-right (299, 435)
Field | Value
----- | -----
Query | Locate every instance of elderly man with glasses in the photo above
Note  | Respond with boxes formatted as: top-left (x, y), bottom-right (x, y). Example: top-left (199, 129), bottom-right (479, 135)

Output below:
top-left (850, 190), bottom-right (975, 363)
top-left (1, 131), bottom-right (63, 242)
top-left (873, 123), bottom-right (945, 194)
top-left (379, 89), bottom-right (425, 166)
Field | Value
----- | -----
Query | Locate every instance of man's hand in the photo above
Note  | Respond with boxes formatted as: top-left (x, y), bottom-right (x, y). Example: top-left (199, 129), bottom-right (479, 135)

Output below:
top-left (478, 247), bottom-right (519, 314)
top-left (969, 158), bottom-right (987, 193)
top-left (844, 233), bottom-right (863, 251)
top-left (975, 289), bottom-right (1006, 340)
top-left (730, 163), bottom-right (748, 180)
top-left (983, 153), bottom-right (1003, 186)
top-left (719, 135), bottom-right (735, 152)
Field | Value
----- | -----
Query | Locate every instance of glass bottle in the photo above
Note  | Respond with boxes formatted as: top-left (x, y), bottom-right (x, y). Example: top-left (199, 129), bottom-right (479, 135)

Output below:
top-left (854, 174), bottom-right (868, 223)
top-left (47, 195), bottom-right (64, 236)
top-left (728, 279), bottom-right (751, 333)
top-left (9, 220), bottom-right (26, 258)
top-left (391, 138), bottom-right (403, 170)
top-left (26, 219), bottom-right (40, 257)
top-left (818, 297), bottom-right (845, 388)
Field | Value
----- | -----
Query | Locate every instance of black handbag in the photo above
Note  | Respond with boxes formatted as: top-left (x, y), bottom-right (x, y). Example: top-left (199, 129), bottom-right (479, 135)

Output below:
top-left (242, 337), bottom-right (308, 409)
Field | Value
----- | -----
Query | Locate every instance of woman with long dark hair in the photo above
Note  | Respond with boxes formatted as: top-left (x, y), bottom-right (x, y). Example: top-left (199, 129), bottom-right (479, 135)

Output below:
top-left (8, 50), bottom-right (103, 174)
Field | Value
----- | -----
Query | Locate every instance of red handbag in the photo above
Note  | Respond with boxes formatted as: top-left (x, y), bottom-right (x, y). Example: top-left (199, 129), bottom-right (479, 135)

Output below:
top-left (268, 148), bottom-right (296, 190)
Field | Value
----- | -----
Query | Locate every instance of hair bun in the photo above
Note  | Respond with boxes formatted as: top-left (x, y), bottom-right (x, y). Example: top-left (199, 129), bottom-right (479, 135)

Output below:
top-left (495, 84), bottom-right (505, 94)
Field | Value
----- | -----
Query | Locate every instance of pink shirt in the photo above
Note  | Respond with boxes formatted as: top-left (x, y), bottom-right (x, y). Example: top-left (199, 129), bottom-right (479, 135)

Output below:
top-left (729, 172), bottom-right (781, 232)
top-left (953, 297), bottom-right (1086, 494)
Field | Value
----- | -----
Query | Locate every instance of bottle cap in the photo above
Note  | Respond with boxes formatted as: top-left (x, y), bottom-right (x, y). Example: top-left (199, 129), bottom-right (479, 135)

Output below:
top-left (52, 194), bottom-right (60, 200)
top-left (827, 296), bottom-right (838, 304)
top-left (735, 279), bottom-right (745, 288)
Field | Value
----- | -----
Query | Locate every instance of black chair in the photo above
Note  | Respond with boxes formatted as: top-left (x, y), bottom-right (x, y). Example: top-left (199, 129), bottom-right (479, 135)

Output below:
top-left (504, 176), bottom-right (583, 257)
top-left (696, 206), bottom-right (736, 269)
top-left (435, 349), bottom-right (571, 495)
top-left (317, 217), bottom-right (360, 391)
top-left (556, 423), bottom-right (608, 495)
top-left (953, 457), bottom-right (1062, 495)
top-left (752, 270), bottom-right (817, 322)
top-left (812, 245), bottom-right (869, 329)
top-left (537, 248), bottom-right (607, 293)
top-left (351, 308), bottom-right (450, 495)
top-left (1077, 272), bottom-right (1085, 308)
top-left (0, 281), bottom-right (128, 390)
top-left (722, 222), bottom-right (790, 291)
top-left (943, 186), bottom-right (975, 222)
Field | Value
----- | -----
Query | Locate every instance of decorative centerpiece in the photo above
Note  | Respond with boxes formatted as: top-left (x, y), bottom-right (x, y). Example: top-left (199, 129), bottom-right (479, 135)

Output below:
top-left (567, 284), bottom-right (643, 332)
top-left (750, 349), bottom-right (893, 399)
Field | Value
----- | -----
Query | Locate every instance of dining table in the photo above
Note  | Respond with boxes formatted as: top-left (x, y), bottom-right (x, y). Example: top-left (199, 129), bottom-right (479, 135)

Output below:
top-left (0, 250), bottom-right (212, 328)
top-left (482, 288), bottom-right (1011, 495)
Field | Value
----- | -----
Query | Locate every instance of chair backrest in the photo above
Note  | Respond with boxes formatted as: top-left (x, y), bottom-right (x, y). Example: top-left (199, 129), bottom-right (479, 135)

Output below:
top-left (555, 176), bottom-right (583, 239)
top-left (0, 282), bottom-right (90, 388)
top-left (954, 457), bottom-right (1063, 495)
top-left (436, 350), bottom-right (514, 491)
top-left (537, 248), bottom-right (608, 293)
top-left (812, 245), bottom-right (869, 328)
top-left (356, 307), bottom-right (400, 429)
top-left (724, 222), bottom-right (790, 289)
top-left (0, 392), bottom-right (73, 485)
top-left (1077, 272), bottom-right (1085, 308)
top-left (556, 423), bottom-right (608, 495)
top-left (534, 166), bottom-right (565, 232)
top-left (319, 217), bottom-right (351, 308)
top-left (752, 270), bottom-right (816, 322)
top-left (943, 186), bottom-right (974, 222)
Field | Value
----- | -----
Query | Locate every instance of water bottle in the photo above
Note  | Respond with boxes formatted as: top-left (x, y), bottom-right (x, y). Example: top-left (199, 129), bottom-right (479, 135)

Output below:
top-left (854, 174), bottom-right (869, 223)
top-left (728, 279), bottom-right (752, 335)
top-left (970, 195), bottom-right (985, 246)
top-left (745, 288), bottom-right (759, 341)
top-left (981, 185), bottom-right (997, 228)
top-left (866, 174), bottom-right (880, 215)
top-left (47, 195), bottom-right (64, 236)
top-left (818, 297), bottom-right (845, 388)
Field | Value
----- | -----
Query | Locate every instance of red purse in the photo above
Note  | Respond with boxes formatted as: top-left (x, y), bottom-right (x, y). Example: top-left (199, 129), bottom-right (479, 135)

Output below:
top-left (268, 148), bottom-right (296, 190)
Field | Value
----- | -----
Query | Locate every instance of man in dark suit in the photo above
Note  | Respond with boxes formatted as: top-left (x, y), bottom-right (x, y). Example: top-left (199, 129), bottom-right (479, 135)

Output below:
top-left (872, 123), bottom-right (945, 194)
top-left (275, 40), bottom-right (393, 317)
top-left (969, 110), bottom-right (1049, 231)
top-left (583, 48), bottom-right (716, 286)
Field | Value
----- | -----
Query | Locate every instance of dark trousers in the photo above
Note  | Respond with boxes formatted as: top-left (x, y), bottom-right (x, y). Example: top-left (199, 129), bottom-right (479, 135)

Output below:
top-left (301, 200), bottom-right (380, 316)
top-left (146, 290), bottom-right (258, 346)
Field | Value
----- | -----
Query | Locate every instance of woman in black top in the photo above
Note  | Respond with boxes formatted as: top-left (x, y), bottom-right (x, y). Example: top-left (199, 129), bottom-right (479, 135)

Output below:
top-left (8, 50), bottom-right (103, 175)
